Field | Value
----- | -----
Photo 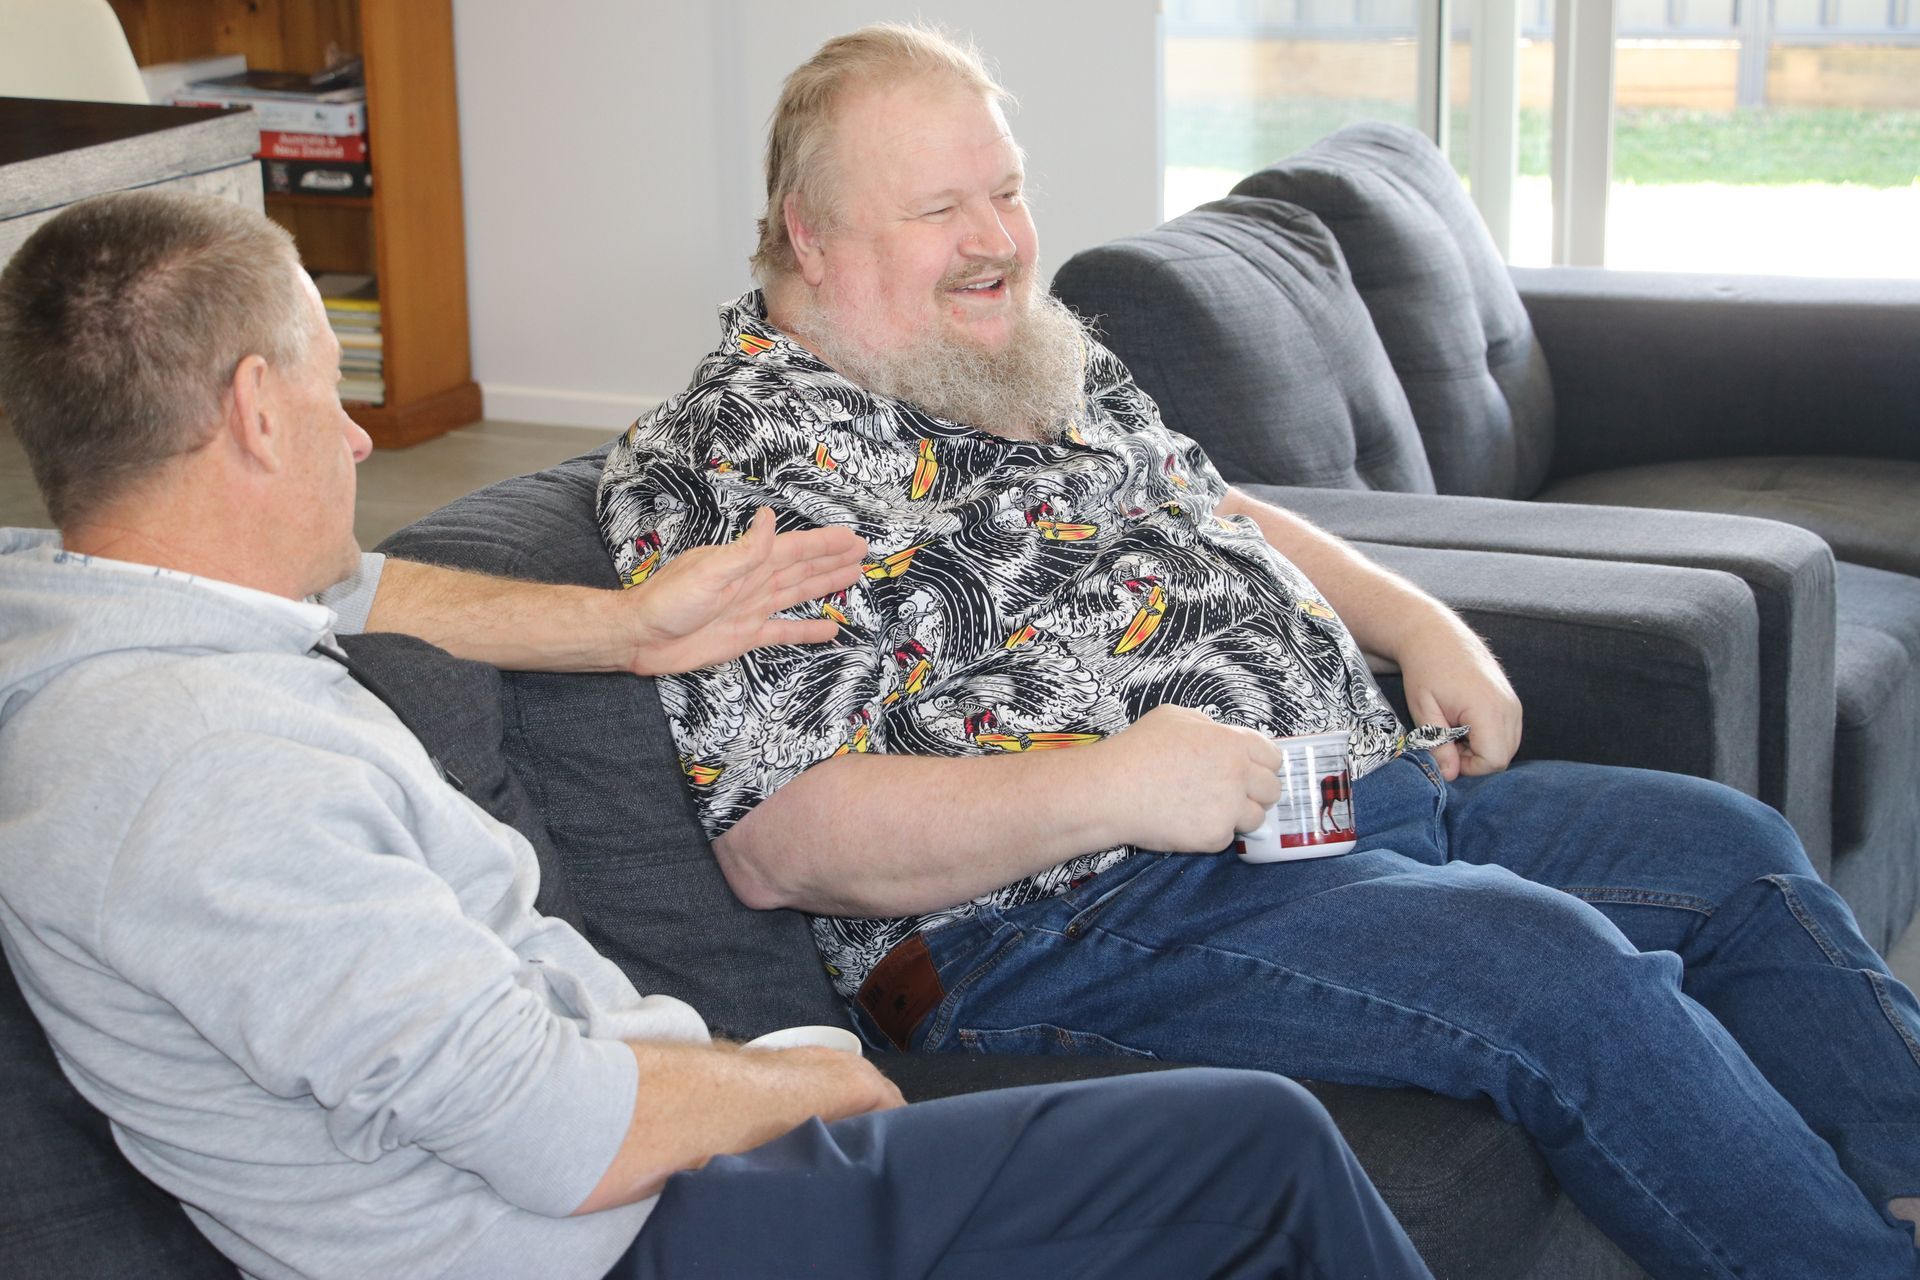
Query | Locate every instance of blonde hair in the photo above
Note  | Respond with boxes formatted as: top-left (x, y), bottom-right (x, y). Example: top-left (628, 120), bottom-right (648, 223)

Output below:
top-left (752, 23), bottom-right (1014, 282)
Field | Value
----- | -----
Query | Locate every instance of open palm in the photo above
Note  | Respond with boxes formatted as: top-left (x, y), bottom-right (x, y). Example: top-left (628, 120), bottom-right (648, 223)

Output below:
top-left (621, 508), bottom-right (868, 676)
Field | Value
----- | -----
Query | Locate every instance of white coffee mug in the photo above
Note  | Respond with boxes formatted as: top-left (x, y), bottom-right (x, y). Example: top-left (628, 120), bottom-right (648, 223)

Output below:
top-left (742, 1025), bottom-right (864, 1054)
top-left (1237, 729), bottom-right (1358, 863)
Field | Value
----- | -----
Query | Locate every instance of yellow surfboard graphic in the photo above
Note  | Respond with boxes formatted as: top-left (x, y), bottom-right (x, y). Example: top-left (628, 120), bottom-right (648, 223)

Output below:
top-left (1114, 583), bottom-right (1168, 654)
top-left (862, 544), bottom-right (926, 581)
top-left (910, 439), bottom-right (938, 499)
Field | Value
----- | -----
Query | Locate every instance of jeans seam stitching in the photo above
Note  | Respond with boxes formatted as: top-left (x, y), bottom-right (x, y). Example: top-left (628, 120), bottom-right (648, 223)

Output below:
top-left (1866, 971), bottom-right (1920, 1070)
top-left (1558, 886), bottom-right (1718, 916)
top-left (921, 926), bottom-right (1024, 1049)
top-left (1765, 873), bottom-right (1848, 967)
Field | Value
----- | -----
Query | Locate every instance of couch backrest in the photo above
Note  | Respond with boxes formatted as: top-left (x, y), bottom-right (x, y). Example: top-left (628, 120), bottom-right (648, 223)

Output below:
top-left (1053, 194), bottom-right (1437, 493)
top-left (375, 448), bottom-right (849, 1040)
top-left (1233, 122), bottom-right (1556, 500)
top-left (0, 949), bottom-right (236, 1277)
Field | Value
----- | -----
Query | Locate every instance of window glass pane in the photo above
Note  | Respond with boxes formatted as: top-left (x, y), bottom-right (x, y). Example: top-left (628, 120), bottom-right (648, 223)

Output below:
top-left (1445, 11), bottom-right (1473, 178)
top-left (1607, 6), bottom-right (1920, 277)
top-left (1163, 1), bottom-right (1424, 219)
top-left (1508, 4), bottom-right (1555, 266)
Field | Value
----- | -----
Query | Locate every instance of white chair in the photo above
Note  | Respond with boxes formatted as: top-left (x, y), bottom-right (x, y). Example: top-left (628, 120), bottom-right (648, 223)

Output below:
top-left (0, 0), bottom-right (147, 104)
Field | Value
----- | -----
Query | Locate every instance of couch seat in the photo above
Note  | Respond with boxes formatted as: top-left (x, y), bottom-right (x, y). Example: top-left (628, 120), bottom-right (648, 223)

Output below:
top-left (1537, 457), bottom-right (1920, 578)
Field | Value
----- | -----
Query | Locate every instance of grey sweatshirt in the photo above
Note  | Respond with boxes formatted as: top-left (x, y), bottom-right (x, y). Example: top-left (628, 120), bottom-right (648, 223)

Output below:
top-left (0, 528), bottom-right (711, 1279)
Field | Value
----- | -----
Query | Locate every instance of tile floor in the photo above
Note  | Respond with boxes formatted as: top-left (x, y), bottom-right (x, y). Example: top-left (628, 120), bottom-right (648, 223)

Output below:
top-left (4, 415), bottom-right (1919, 987)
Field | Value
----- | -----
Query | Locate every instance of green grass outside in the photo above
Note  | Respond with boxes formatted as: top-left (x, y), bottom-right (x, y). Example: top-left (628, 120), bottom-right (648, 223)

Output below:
top-left (1169, 99), bottom-right (1920, 187)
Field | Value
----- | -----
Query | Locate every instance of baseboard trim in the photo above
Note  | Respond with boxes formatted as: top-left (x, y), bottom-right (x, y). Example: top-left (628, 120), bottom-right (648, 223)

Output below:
top-left (479, 384), bottom-right (663, 431)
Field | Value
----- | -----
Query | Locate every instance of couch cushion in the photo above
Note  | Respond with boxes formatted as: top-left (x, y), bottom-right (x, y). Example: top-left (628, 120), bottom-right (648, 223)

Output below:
top-left (1233, 122), bottom-right (1555, 501)
top-left (1052, 194), bottom-right (1435, 492)
top-left (1829, 562), bottom-right (1920, 954)
top-left (376, 450), bottom-right (847, 1038)
top-left (0, 954), bottom-right (235, 1278)
top-left (1536, 457), bottom-right (1920, 579)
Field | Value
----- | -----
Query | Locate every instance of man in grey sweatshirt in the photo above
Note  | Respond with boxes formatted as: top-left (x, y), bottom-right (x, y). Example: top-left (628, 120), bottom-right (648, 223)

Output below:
top-left (0, 194), bottom-right (1433, 1278)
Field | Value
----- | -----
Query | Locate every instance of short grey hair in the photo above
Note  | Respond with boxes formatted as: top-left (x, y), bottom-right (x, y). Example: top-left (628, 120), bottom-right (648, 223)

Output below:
top-left (752, 22), bottom-right (1014, 283)
top-left (0, 191), bottom-right (314, 527)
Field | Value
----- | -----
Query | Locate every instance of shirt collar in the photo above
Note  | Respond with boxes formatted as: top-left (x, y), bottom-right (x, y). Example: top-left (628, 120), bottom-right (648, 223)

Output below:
top-left (720, 290), bottom-right (833, 372)
top-left (50, 542), bottom-right (337, 634)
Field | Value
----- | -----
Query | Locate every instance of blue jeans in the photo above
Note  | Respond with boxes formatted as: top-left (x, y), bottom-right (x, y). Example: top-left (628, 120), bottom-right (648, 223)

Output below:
top-left (851, 755), bottom-right (1920, 1279)
top-left (612, 1069), bottom-right (1432, 1279)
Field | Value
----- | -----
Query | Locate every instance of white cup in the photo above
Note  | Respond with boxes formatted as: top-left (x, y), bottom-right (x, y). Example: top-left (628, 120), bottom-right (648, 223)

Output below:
top-left (1237, 730), bottom-right (1358, 863)
top-left (742, 1024), bottom-right (864, 1054)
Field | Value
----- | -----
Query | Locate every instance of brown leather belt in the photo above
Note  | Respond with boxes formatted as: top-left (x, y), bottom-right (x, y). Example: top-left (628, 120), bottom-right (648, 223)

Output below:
top-left (855, 934), bottom-right (946, 1050)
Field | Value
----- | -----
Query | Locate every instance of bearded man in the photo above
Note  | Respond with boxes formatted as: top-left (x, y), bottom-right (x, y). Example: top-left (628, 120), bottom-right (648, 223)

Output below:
top-left (596, 24), bottom-right (1920, 1279)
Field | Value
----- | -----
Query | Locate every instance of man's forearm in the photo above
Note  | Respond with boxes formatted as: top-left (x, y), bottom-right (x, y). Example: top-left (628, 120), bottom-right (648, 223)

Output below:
top-left (364, 559), bottom-right (628, 671)
top-left (573, 1041), bottom-right (901, 1214)
top-left (715, 750), bottom-right (1120, 915)
top-left (364, 517), bottom-right (867, 675)
top-left (1215, 487), bottom-right (1468, 660)
top-left (1217, 487), bottom-right (1522, 773)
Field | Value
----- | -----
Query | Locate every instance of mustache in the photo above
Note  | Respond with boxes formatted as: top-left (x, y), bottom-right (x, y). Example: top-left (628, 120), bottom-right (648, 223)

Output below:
top-left (938, 258), bottom-right (1025, 290)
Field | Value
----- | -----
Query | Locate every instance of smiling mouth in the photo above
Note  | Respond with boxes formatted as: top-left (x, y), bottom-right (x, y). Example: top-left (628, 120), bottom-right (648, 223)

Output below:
top-left (949, 276), bottom-right (1006, 296)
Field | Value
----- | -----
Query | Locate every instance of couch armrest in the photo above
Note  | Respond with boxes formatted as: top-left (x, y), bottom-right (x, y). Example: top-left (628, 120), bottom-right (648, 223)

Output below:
top-left (1240, 484), bottom-right (1835, 871)
top-left (1350, 538), bottom-right (1761, 800)
top-left (1511, 266), bottom-right (1920, 478)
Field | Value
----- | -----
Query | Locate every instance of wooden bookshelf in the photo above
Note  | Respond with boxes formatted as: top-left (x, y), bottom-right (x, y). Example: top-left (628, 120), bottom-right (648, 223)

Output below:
top-left (108, 0), bottom-right (481, 448)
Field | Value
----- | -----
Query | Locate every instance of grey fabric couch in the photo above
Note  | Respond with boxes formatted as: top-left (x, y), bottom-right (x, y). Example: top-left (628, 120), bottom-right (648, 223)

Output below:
top-left (1052, 120), bottom-right (1920, 956)
top-left (5, 445), bottom-right (1691, 1279)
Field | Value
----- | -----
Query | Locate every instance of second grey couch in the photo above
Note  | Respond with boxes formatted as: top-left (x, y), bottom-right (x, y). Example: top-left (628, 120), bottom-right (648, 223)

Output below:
top-left (1052, 121), bottom-right (1919, 955)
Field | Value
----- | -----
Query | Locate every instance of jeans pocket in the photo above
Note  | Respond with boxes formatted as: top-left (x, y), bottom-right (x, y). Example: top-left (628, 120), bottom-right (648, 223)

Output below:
top-left (1056, 853), bottom-right (1163, 939)
top-left (953, 1022), bottom-right (1159, 1060)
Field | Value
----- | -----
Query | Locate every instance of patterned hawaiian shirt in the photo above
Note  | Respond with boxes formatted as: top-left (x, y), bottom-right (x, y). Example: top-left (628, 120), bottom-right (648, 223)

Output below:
top-left (598, 291), bottom-right (1411, 999)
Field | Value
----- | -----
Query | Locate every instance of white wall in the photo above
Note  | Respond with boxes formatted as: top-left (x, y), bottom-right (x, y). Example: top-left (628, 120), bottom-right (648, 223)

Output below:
top-left (452, 0), bottom-right (1161, 429)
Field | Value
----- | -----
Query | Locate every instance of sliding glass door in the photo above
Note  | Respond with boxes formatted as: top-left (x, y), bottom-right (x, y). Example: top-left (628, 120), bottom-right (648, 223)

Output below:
top-left (1162, 1), bottom-right (1436, 218)
top-left (1165, 1), bottom-right (1920, 276)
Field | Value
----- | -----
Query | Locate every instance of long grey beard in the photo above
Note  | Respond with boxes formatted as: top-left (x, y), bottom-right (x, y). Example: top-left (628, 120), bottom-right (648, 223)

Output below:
top-left (791, 289), bottom-right (1091, 442)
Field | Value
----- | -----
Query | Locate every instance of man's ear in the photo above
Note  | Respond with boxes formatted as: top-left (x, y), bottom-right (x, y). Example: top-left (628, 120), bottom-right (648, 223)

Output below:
top-left (785, 194), bottom-right (829, 287)
top-left (225, 353), bottom-right (282, 473)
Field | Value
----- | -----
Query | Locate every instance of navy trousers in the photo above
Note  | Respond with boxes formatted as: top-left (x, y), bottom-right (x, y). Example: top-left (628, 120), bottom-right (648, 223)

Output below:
top-left (608, 1067), bottom-right (1432, 1279)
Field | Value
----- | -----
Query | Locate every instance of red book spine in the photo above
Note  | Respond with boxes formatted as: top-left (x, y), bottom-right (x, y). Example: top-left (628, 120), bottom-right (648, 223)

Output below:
top-left (256, 130), bottom-right (369, 162)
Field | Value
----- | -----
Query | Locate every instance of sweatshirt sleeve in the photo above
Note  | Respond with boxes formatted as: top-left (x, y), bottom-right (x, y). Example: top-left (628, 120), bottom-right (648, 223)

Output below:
top-left (314, 552), bottom-right (385, 635)
top-left (98, 732), bottom-right (634, 1218)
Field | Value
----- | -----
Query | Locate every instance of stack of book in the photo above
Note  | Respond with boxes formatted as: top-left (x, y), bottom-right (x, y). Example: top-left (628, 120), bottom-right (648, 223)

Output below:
top-left (314, 273), bottom-right (384, 405)
top-left (171, 69), bottom-right (371, 198)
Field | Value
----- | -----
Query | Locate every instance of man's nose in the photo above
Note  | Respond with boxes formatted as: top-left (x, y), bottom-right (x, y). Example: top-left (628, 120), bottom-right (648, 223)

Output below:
top-left (346, 419), bottom-right (374, 463)
top-left (961, 202), bottom-right (1017, 259)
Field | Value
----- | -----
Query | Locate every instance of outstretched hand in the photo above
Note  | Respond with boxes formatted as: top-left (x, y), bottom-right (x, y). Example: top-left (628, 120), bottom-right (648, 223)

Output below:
top-left (618, 508), bottom-right (867, 676)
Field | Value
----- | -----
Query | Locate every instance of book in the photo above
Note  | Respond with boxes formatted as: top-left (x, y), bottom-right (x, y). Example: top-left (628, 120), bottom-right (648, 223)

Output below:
top-left (171, 90), bottom-right (365, 136)
top-left (264, 158), bottom-right (372, 198)
top-left (336, 330), bottom-right (383, 351)
top-left (138, 55), bottom-right (247, 105)
top-left (183, 69), bottom-right (367, 104)
top-left (339, 374), bottom-right (386, 404)
top-left (313, 273), bottom-right (380, 311)
top-left (173, 69), bottom-right (367, 138)
top-left (258, 130), bottom-right (368, 163)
